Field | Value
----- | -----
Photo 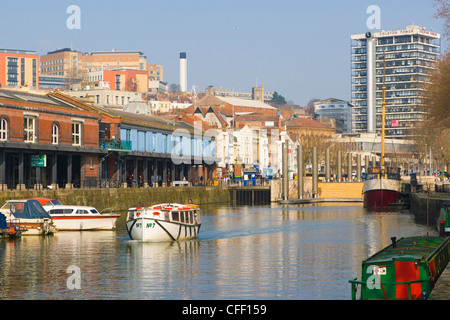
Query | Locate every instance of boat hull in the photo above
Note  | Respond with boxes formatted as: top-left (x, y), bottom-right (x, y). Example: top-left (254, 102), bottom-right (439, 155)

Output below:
top-left (126, 217), bottom-right (201, 242)
top-left (363, 179), bottom-right (401, 208)
top-left (7, 220), bottom-right (57, 236)
top-left (51, 215), bottom-right (120, 231)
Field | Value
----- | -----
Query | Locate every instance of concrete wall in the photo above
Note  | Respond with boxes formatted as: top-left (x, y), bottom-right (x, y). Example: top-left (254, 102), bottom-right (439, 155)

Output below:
top-left (0, 186), bottom-right (230, 213)
top-left (410, 192), bottom-right (449, 232)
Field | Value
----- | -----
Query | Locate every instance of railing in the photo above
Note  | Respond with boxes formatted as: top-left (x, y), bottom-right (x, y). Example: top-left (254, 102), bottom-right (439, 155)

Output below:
top-left (349, 277), bottom-right (431, 300)
top-left (0, 178), bottom-right (234, 191)
top-left (435, 183), bottom-right (450, 193)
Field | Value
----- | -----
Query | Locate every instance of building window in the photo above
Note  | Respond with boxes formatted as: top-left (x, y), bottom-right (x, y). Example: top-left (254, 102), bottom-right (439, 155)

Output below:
top-left (0, 117), bottom-right (8, 141)
top-left (24, 115), bottom-right (37, 143)
top-left (72, 121), bottom-right (82, 146)
top-left (32, 59), bottom-right (37, 88)
top-left (115, 74), bottom-right (120, 90)
top-left (52, 123), bottom-right (59, 145)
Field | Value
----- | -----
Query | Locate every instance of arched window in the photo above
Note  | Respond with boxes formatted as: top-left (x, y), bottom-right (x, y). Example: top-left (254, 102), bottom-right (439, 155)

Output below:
top-left (52, 122), bottom-right (59, 145)
top-left (0, 117), bottom-right (8, 141)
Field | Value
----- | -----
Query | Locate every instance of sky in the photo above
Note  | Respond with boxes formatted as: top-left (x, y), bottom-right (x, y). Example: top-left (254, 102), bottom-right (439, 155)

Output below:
top-left (0, 0), bottom-right (447, 106)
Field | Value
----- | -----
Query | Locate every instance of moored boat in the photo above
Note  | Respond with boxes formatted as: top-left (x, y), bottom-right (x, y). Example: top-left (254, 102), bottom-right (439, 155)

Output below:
top-left (349, 236), bottom-right (450, 300)
top-left (30, 198), bottom-right (120, 231)
top-left (362, 54), bottom-right (402, 209)
top-left (0, 199), bottom-right (57, 236)
top-left (363, 167), bottom-right (401, 208)
top-left (438, 205), bottom-right (450, 236)
top-left (126, 203), bottom-right (201, 241)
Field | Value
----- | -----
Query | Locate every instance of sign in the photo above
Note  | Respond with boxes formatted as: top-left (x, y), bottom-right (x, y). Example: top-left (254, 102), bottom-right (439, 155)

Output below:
top-left (31, 154), bottom-right (47, 167)
top-left (391, 120), bottom-right (399, 127)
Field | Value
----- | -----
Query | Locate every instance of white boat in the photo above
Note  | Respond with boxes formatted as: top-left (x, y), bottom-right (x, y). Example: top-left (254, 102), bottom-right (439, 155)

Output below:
top-left (0, 199), bottom-right (57, 236)
top-left (29, 198), bottom-right (120, 231)
top-left (125, 203), bottom-right (201, 241)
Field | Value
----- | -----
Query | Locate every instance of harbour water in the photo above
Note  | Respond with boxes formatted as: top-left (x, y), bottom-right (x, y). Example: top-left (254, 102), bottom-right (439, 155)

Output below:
top-left (0, 203), bottom-right (436, 300)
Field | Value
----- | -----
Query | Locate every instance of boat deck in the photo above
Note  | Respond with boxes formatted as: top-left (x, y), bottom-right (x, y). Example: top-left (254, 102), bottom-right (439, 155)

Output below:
top-left (365, 236), bottom-right (448, 263)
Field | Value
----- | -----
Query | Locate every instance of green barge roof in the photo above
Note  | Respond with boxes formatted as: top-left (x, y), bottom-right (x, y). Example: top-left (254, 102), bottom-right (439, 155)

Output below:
top-left (364, 236), bottom-right (449, 264)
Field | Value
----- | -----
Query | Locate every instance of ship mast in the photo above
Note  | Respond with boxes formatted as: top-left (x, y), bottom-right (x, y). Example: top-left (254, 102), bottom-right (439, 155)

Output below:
top-left (381, 52), bottom-right (386, 179)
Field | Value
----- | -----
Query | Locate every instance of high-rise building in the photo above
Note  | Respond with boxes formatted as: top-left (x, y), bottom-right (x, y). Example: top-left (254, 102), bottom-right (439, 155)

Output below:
top-left (0, 48), bottom-right (39, 89)
top-left (351, 25), bottom-right (441, 139)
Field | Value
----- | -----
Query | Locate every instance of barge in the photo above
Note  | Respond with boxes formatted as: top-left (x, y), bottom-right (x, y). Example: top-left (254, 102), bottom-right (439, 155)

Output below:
top-left (349, 236), bottom-right (450, 300)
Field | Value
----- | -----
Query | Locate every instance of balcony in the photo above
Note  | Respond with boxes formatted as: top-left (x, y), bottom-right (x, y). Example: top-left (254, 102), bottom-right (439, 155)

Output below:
top-left (99, 140), bottom-right (132, 151)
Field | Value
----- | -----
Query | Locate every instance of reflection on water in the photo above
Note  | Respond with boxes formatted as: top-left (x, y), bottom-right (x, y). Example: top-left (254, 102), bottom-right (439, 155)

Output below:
top-left (0, 203), bottom-right (435, 300)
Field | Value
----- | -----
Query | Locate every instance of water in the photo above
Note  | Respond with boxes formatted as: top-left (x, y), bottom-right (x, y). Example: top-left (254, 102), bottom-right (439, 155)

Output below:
top-left (0, 203), bottom-right (436, 300)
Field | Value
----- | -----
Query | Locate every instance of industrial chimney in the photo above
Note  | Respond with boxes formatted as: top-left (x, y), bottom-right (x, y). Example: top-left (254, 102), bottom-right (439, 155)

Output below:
top-left (180, 52), bottom-right (187, 92)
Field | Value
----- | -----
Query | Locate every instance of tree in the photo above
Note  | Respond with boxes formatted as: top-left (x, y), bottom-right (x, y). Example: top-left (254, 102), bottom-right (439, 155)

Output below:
top-left (271, 91), bottom-right (286, 105)
top-left (434, 0), bottom-right (450, 39)
top-left (169, 83), bottom-right (180, 92)
top-left (421, 53), bottom-right (450, 128)
top-left (305, 98), bottom-right (320, 115)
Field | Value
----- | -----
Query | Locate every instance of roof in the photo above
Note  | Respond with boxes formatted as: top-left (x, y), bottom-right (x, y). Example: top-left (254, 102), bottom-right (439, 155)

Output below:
top-left (217, 96), bottom-right (276, 109)
top-left (0, 89), bottom-right (65, 107)
top-left (123, 94), bottom-right (150, 114)
top-left (284, 117), bottom-right (334, 130)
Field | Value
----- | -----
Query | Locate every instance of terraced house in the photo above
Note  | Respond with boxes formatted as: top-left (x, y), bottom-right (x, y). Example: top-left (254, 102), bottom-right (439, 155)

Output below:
top-left (0, 89), bottom-right (218, 190)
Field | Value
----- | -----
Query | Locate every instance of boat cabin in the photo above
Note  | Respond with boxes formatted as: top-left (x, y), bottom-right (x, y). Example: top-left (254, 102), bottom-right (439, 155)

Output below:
top-left (366, 167), bottom-right (400, 181)
top-left (46, 206), bottom-right (100, 215)
top-left (350, 236), bottom-right (450, 300)
top-left (127, 204), bottom-right (200, 225)
top-left (1, 200), bottom-right (52, 220)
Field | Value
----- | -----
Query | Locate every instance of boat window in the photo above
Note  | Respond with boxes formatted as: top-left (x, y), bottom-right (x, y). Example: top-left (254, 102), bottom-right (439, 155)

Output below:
top-left (90, 209), bottom-right (99, 214)
top-left (51, 209), bottom-right (64, 214)
top-left (10, 202), bottom-right (24, 214)
top-left (127, 211), bottom-right (135, 219)
top-left (76, 209), bottom-right (89, 214)
top-left (50, 200), bottom-right (63, 205)
top-left (172, 211), bottom-right (179, 222)
top-left (64, 209), bottom-right (73, 214)
top-left (180, 211), bottom-right (185, 223)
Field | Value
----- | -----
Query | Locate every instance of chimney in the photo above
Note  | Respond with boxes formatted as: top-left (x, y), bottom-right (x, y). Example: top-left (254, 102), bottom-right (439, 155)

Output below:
top-left (180, 52), bottom-right (187, 93)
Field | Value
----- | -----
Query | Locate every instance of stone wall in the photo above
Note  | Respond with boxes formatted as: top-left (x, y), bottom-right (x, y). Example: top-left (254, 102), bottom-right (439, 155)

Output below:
top-left (410, 192), bottom-right (450, 232)
top-left (0, 186), bottom-right (230, 212)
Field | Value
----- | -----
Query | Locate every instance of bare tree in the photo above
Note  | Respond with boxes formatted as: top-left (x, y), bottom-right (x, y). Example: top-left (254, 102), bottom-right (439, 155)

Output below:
top-left (434, 0), bottom-right (450, 39)
top-left (169, 83), bottom-right (180, 92)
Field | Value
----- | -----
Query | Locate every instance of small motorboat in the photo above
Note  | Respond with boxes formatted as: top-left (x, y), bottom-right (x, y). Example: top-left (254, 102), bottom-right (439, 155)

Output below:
top-left (31, 198), bottom-right (120, 231)
top-left (125, 203), bottom-right (201, 241)
top-left (0, 199), bottom-right (57, 236)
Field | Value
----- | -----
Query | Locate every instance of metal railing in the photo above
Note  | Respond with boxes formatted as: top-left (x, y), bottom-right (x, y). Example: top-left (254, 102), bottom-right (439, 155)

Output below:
top-left (349, 277), bottom-right (431, 300)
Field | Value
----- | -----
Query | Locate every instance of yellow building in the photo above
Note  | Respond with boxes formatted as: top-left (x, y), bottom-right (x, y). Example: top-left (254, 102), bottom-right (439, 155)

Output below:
top-left (0, 48), bottom-right (39, 89)
top-left (40, 48), bottom-right (163, 81)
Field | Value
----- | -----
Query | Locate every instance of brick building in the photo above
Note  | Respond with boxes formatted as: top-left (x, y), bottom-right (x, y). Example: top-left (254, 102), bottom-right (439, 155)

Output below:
top-left (0, 89), bottom-right (100, 190)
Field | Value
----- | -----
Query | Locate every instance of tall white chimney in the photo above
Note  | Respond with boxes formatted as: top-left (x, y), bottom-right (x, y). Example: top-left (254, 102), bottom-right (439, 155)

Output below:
top-left (179, 52), bottom-right (187, 92)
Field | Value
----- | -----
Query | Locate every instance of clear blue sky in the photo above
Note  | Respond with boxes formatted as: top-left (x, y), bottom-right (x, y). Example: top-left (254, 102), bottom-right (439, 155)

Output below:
top-left (0, 0), bottom-right (447, 106)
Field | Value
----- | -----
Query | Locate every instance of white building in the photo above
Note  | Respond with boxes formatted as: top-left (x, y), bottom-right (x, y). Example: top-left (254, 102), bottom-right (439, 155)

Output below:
top-left (351, 25), bottom-right (441, 139)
